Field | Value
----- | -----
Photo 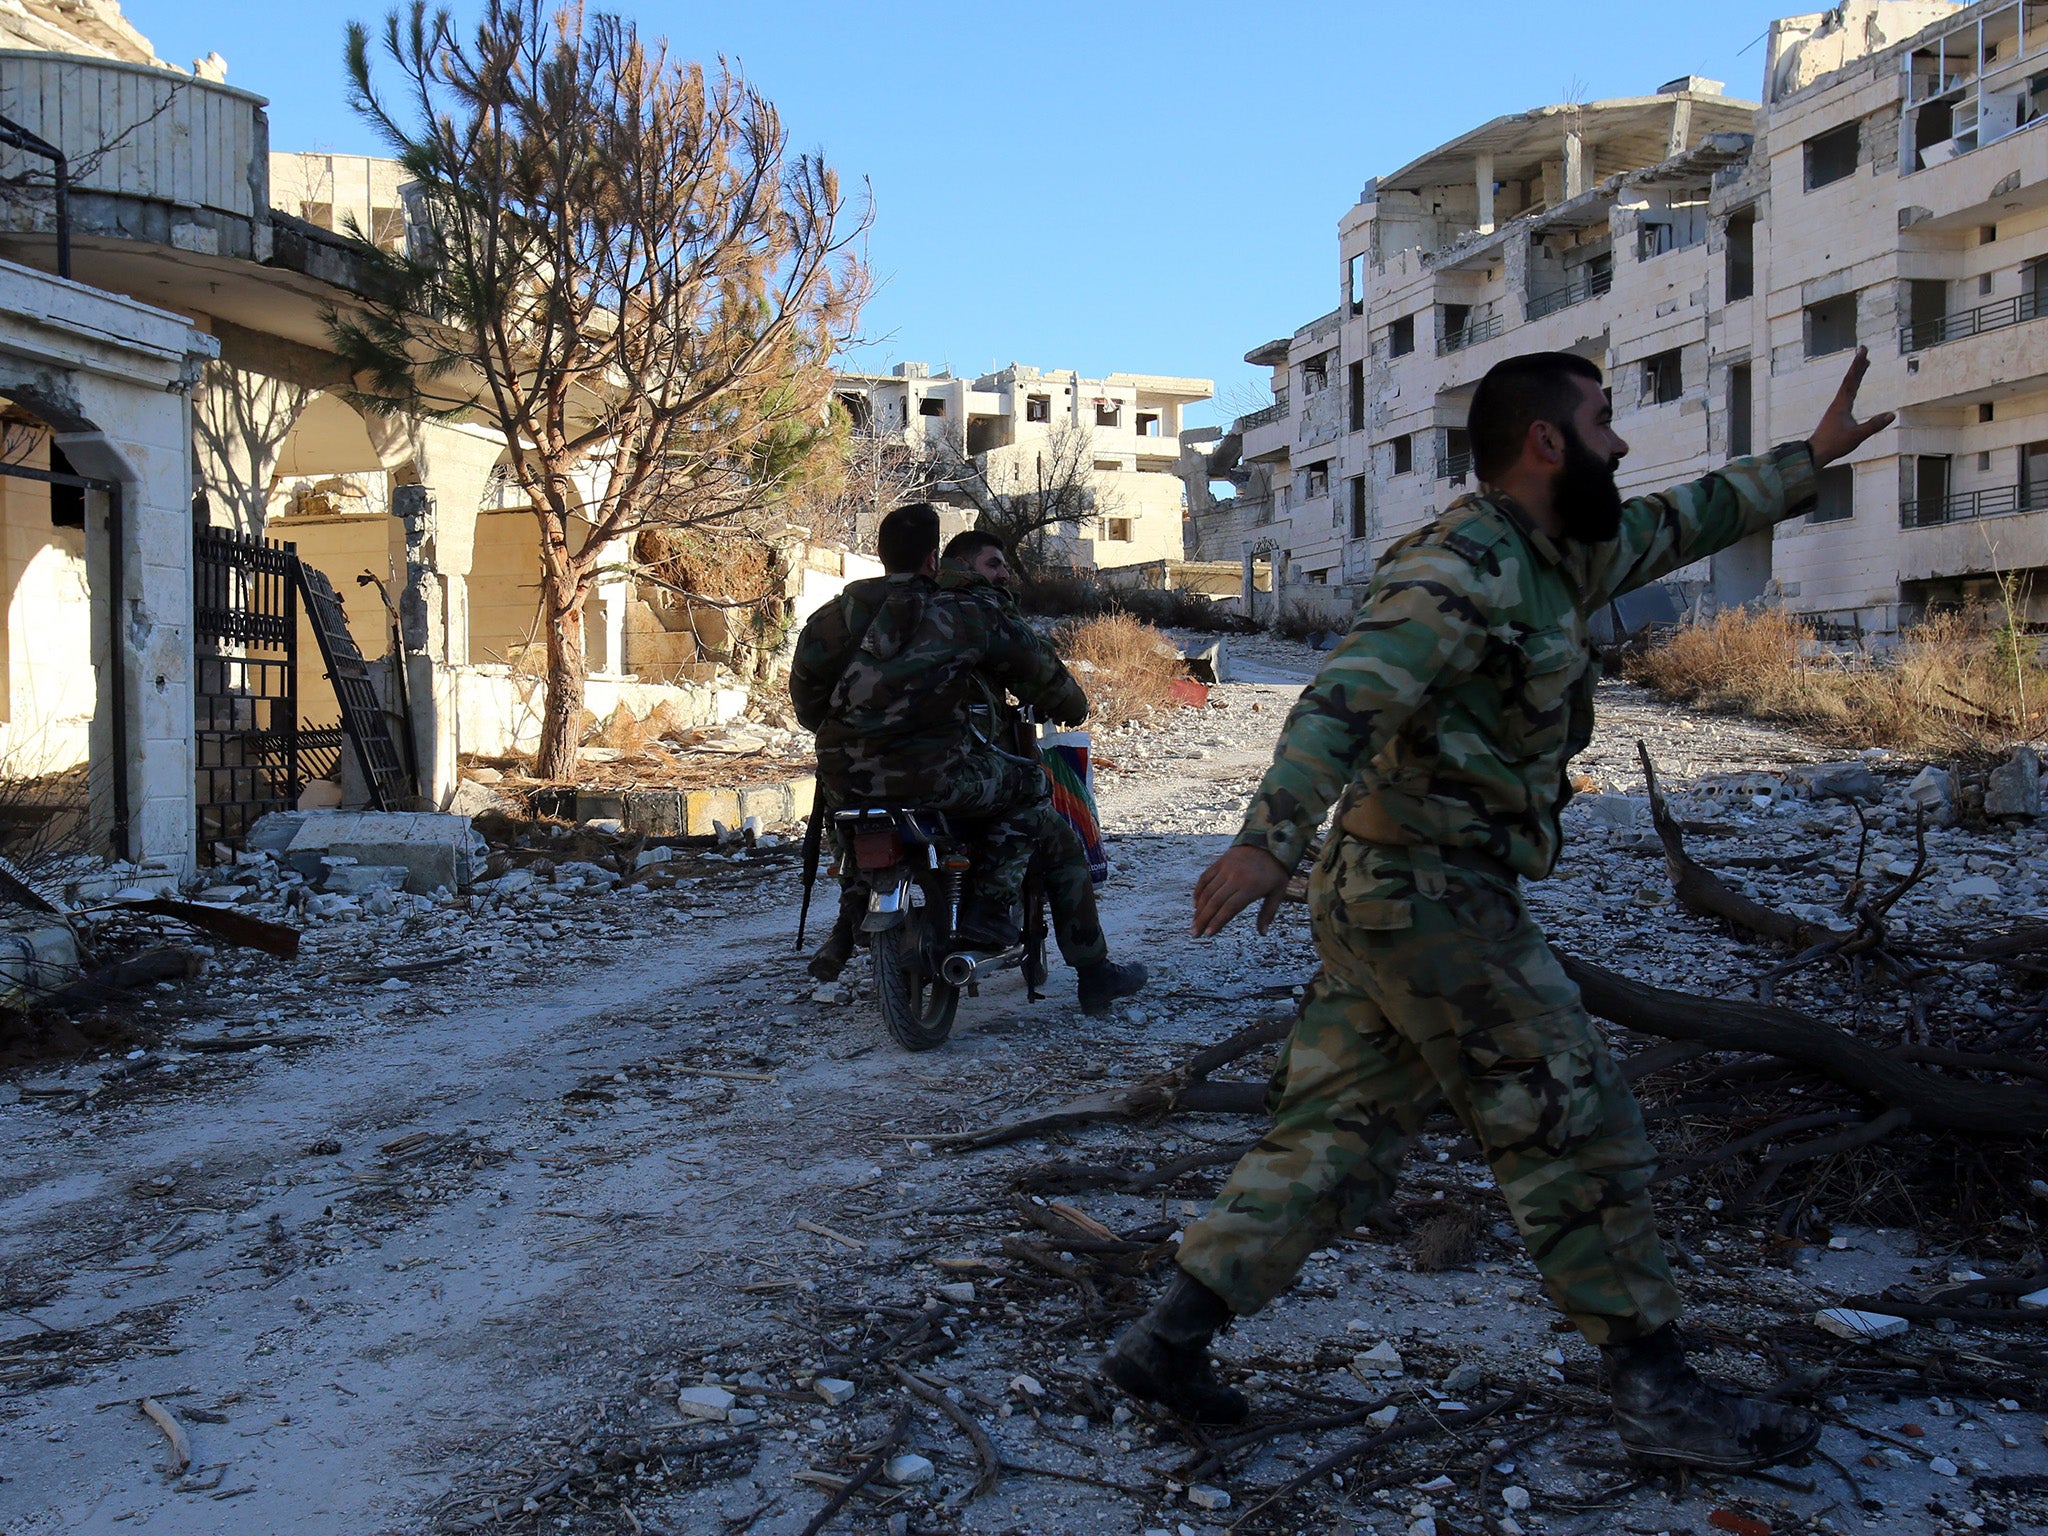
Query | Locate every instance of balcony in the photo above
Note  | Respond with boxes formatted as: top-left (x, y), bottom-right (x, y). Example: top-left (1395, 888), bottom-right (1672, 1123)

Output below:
top-left (1437, 448), bottom-right (1473, 483)
top-left (0, 51), bottom-right (271, 260)
top-left (1900, 481), bottom-right (2048, 528)
top-left (1525, 266), bottom-right (1613, 322)
top-left (1901, 289), bottom-right (2044, 353)
top-left (1236, 392), bottom-right (1289, 432)
top-left (1438, 312), bottom-right (1507, 356)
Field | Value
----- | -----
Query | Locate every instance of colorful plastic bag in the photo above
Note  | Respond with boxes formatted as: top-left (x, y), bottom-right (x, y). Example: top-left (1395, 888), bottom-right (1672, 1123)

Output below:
top-left (1039, 730), bottom-right (1108, 885)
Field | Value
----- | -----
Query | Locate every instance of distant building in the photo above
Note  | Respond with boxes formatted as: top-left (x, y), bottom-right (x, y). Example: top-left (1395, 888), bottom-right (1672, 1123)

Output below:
top-left (833, 362), bottom-right (1212, 571)
top-left (1198, 0), bottom-right (2048, 641)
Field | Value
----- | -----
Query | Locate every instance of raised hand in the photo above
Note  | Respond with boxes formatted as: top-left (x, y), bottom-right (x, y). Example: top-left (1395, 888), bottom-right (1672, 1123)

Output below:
top-left (1808, 346), bottom-right (1895, 468)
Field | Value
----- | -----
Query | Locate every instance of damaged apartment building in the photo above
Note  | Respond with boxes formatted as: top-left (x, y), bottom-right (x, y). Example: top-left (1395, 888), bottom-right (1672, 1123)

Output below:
top-left (833, 362), bottom-right (1211, 571)
top-left (0, 1), bottom-right (780, 880)
top-left (1193, 0), bottom-right (2048, 641)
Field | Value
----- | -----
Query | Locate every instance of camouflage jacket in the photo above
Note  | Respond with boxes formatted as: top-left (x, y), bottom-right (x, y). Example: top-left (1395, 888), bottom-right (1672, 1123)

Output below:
top-left (1235, 443), bottom-right (1818, 880)
top-left (809, 561), bottom-right (1088, 802)
top-left (788, 573), bottom-right (916, 733)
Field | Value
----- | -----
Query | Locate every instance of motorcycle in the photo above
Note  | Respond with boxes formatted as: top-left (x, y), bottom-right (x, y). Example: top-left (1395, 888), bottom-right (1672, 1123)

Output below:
top-left (826, 805), bottom-right (1048, 1051)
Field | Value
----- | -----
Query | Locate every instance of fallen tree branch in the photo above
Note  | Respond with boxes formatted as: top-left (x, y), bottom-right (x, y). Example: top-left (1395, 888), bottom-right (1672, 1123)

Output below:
top-left (1562, 955), bottom-right (2048, 1136)
top-left (798, 1403), bottom-right (910, 1536)
top-left (889, 1367), bottom-right (999, 1504)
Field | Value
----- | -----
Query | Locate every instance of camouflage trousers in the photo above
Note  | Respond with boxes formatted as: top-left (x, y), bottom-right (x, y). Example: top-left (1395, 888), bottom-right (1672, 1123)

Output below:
top-left (822, 751), bottom-right (1106, 966)
top-left (1176, 836), bottom-right (1682, 1347)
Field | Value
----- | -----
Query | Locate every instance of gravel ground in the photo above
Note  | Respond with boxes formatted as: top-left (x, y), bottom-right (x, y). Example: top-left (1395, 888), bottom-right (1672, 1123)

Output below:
top-left (3, 635), bottom-right (2045, 1536)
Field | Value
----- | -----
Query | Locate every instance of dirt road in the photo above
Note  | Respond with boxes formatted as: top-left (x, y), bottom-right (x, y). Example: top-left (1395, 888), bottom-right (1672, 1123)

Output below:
top-left (5, 647), bottom-right (2044, 1535)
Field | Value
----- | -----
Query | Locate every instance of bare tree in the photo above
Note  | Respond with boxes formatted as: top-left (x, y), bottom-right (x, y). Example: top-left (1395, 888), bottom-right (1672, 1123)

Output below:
top-left (332, 0), bottom-right (868, 778)
top-left (935, 424), bottom-right (1119, 582)
top-left (781, 408), bottom-right (938, 551)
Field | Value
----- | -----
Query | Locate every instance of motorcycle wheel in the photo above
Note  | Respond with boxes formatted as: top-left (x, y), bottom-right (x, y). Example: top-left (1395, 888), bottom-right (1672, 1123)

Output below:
top-left (871, 923), bottom-right (959, 1052)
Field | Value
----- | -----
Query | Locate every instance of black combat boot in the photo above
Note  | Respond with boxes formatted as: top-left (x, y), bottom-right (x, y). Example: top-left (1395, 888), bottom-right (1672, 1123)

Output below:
top-left (1077, 959), bottom-right (1148, 1017)
top-left (1100, 1268), bottom-right (1249, 1424)
top-left (1603, 1326), bottom-right (1820, 1471)
top-left (952, 898), bottom-right (1021, 951)
top-left (806, 892), bottom-right (863, 981)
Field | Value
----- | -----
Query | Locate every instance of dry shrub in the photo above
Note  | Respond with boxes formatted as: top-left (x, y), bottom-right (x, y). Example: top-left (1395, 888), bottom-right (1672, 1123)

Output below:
top-left (1410, 1206), bottom-right (1485, 1273)
top-left (1057, 613), bottom-right (1184, 730)
top-left (1629, 605), bottom-right (2046, 756)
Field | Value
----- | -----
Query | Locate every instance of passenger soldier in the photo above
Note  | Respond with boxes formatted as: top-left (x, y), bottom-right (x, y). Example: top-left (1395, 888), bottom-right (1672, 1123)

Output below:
top-left (1102, 348), bottom-right (1892, 1471)
top-left (790, 505), bottom-right (1146, 1014)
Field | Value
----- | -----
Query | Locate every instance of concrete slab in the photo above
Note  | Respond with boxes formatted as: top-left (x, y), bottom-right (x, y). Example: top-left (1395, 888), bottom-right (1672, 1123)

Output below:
top-left (284, 811), bottom-right (476, 894)
top-left (0, 920), bottom-right (80, 1007)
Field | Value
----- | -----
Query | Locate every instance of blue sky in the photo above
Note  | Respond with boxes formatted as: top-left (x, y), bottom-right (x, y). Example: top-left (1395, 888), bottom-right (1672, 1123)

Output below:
top-left (130, 0), bottom-right (1802, 427)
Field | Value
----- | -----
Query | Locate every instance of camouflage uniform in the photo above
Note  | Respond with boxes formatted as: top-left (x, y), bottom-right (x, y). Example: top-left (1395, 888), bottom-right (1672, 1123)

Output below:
top-left (1176, 444), bottom-right (1817, 1346)
top-left (798, 561), bottom-right (1088, 917)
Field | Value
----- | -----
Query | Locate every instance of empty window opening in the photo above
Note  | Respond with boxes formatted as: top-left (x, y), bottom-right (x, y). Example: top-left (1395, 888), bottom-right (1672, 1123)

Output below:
top-left (1388, 314), bottom-right (1415, 358)
top-left (1104, 517), bottom-right (1133, 542)
top-left (1805, 294), bottom-right (1858, 358)
top-left (49, 443), bottom-right (83, 529)
top-left (966, 415), bottom-right (1004, 455)
top-left (1804, 121), bottom-right (1860, 189)
top-left (1303, 354), bottom-right (1330, 395)
top-left (1305, 462), bottom-right (1330, 499)
top-left (370, 205), bottom-right (406, 246)
top-left (1092, 459), bottom-right (1122, 472)
top-left (1980, 401), bottom-right (1997, 423)
top-left (1728, 363), bottom-right (1753, 457)
top-left (1349, 475), bottom-right (1370, 538)
top-left (1981, 273), bottom-right (1996, 296)
top-left (1725, 213), bottom-right (1755, 301)
top-left (1809, 464), bottom-right (1854, 523)
top-left (1391, 434), bottom-right (1414, 475)
top-left (1347, 253), bottom-right (1366, 315)
top-left (1442, 427), bottom-right (1471, 481)
top-left (1025, 394), bottom-right (1051, 423)
top-left (1094, 400), bottom-right (1122, 428)
top-left (835, 392), bottom-right (871, 432)
top-left (1348, 359), bottom-right (1366, 432)
top-left (300, 200), bottom-right (333, 227)
top-left (1642, 349), bottom-right (1683, 406)
top-left (1135, 411), bottom-right (1161, 437)
top-left (918, 396), bottom-right (946, 418)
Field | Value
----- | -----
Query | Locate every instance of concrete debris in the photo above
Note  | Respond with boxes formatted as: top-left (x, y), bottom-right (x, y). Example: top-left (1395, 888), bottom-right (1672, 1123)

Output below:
top-left (1814, 1307), bottom-right (1911, 1342)
top-left (1186, 1484), bottom-right (1231, 1511)
top-left (676, 1385), bottom-right (734, 1420)
top-left (881, 1452), bottom-right (934, 1486)
top-left (812, 1377), bottom-right (856, 1406)
top-left (1906, 764), bottom-right (1957, 822)
top-left (1787, 760), bottom-right (1884, 802)
top-left (1985, 746), bottom-right (2043, 819)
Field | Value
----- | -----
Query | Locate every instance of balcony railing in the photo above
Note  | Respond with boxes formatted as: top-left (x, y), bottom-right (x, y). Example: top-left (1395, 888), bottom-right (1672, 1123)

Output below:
top-left (1900, 289), bottom-right (2045, 352)
top-left (1525, 266), bottom-right (1613, 322)
top-left (1900, 482), bottom-right (2048, 528)
top-left (1438, 313), bottom-right (1507, 356)
top-left (1237, 392), bottom-right (1290, 432)
top-left (1437, 449), bottom-right (1473, 483)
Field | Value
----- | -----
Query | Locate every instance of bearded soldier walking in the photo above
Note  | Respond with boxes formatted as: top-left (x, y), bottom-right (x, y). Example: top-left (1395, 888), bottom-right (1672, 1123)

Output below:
top-left (1102, 348), bottom-right (1891, 1471)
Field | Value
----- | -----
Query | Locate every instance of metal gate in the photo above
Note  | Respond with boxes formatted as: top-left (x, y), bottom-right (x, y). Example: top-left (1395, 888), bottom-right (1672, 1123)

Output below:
top-left (192, 527), bottom-right (343, 858)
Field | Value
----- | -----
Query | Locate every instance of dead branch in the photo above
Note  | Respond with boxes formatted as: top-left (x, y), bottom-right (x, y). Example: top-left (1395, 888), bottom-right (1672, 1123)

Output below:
top-left (1563, 955), bottom-right (2048, 1136)
top-left (798, 1403), bottom-right (910, 1536)
top-left (138, 1396), bottom-right (191, 1477)
top-left (932, 1016), bottom-right (1288, 1150)
top-left (1011, 1141), bottom-right (1259, 1195)
top-left (888, 1367), bottom-right (998, 1504)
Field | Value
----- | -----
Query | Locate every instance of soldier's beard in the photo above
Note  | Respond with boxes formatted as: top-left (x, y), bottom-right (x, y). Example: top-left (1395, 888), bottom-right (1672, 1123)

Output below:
top-left (1554, 423), bottom-right (1624, 543)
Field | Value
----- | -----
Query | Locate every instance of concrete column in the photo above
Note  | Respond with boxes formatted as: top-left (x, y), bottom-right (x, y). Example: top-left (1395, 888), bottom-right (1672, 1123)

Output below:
top-left (1563, 123), bottom-right (1588, 198)
top-left (394, 483), bottom-right (455, 808)
top-left (1241, 547), bottom-right (1255, 617)
top-left (1666, 96), bottom-right (1693, 158)
top-left (1475, 151), bottom-right (1495, 233)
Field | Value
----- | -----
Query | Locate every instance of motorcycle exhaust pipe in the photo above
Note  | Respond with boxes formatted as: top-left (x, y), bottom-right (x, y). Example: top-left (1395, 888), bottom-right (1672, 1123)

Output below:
top-left (941, 949), bottom-right (1015, 987)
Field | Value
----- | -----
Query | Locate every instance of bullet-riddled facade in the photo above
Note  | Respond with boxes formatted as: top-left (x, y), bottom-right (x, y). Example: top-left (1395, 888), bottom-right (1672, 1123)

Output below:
top-left (1205, 0), bottom-right (2048, 639)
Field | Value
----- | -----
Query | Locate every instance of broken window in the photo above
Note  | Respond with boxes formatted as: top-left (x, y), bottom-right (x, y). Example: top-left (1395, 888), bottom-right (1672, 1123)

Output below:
top-left (1026, 394), bottom-right (1051, 423)
top-left (1349, 475), bottom-right (1370, 539)
top-left (1914, 95), bottom-right (1956, 168)
top-left (1135, 411), bottom-right (1161, 437)
top-left (1348, 359), bottom-right (1365, 432)
top-left (835, 392), bottom-right (871, 432)
top-left (1804, 121), bottom-right (1860, 190)
top-left (1808, 464), bottom-right (1854, 524)
top-left (1104, 517), bottom-right (1132, 542)
top-left (1441, 427), bottom-right (1471, 482)
top-left (1636, 221), bottom-right (1676, 262)
top-left (300, 200), bottom-right (334, 228)
top-left (1725, 213), bottom-right (1755, 301)
top-left (918, 397), bottom-right (946, 417)
top-left (1391, 434), bottom-right (1414, 475)
top-left (370, 205), bottom-right (406, 246)
top-left (1302, 354), bottom-right (1330, 395)
top-left (1305, 462), bottom-right (1330, 499)
top-left (1805, 294), bottom-right (1859, 358)
top-left (1642, 349), bottom-right (1683, 406)
top-left (1094, 400), bottom-right (1122, 427)
top-left (1347, 253), bottom-right (1366, 315)
top-left (1728, 363), bottom-right (1753, 457)
top-left (1388, 315), bottom-right (1415, 358)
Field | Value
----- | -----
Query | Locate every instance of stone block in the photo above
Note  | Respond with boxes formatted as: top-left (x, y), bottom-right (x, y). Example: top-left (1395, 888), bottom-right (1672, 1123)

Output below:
top-left (684, 788), bottom-right (743, 837)
top-left (575, 791), bottom-right (628, 823)
top-left (787, 775), bottom-right (816, 820)
top-left (1985, 746), bottom-right (2042, 819)
top-left (246, 811), bottom-right (312, 853)
top-left (739, 785), bottom-right (789, 827)
top-left (323, 863), bottom-right (411, 895)
top-left (1814, 1307), bottom-right (1909, 1341)
top-left (622, 789), bottom-right (685, 837)
top-left (284, 811), bottom-right (476, 894)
